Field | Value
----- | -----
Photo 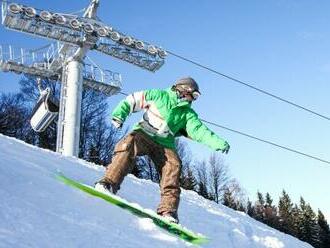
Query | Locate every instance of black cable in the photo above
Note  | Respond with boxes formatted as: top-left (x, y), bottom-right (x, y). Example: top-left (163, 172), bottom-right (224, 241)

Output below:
top-left (201, 119), bottom-right (330, 165)
top-left (167, 50), bottom-right (330, 122)
top-left (118, 90), bottom-right (330, 165)
top-left (118, 91), bottom-right (128, 96)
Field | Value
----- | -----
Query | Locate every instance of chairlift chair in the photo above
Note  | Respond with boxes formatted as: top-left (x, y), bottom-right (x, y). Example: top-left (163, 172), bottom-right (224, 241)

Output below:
top-left (30, 80), bottom-right (59, 132)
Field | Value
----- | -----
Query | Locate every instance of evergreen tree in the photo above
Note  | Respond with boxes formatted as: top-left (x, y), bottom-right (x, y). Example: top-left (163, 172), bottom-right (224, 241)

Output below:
top-left (298, 197), bottom-right (320, 247)
top-left (257, 191), bottom-right (265, 205)
top-left (318, 210), bottom-right (330, 248)
top-left (278, 190), bottom-right (295, 235)
top-left (221, 179), bottom-right (246, 211)
top-left (237, 202), bottom-right (246, 212)
top-left (246, 190), bottom-right (328, 247)
top-left (254, 191), bottom-right (265, 222)
top-left (246, 200), bottom-right (255, 217)
top-left (222, 187), bottom-right (237, 209)
top-left (291, 204), bottom-right (301, 237)
top-left (264, 192), bottom-right (278, 228)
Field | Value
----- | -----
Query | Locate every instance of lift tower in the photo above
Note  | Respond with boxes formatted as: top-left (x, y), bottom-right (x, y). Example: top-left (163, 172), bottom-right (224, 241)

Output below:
top-left (0, 0), bottom-right (166, 157)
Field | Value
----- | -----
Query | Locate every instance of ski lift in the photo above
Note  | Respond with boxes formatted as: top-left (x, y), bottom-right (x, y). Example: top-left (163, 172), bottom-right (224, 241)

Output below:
top-left (30, 78), bottom-right (59, 132)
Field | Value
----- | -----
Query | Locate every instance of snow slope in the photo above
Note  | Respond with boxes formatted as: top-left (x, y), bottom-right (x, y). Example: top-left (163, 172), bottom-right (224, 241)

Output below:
top-left (0, 134), bottom-right (313, 248)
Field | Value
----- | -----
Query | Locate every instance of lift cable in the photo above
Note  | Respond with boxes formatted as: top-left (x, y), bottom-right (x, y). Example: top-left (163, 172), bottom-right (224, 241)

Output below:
top-left (201, 119), bottom-right (330, 165)
top-left (166, 50), bottom-right (330, 122)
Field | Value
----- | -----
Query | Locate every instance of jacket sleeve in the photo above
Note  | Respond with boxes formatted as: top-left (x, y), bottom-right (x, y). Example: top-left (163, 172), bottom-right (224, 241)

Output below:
top-left (185, 110), bottom-right (228, 151)
top-left (111, 89), bottom-right (161, 122)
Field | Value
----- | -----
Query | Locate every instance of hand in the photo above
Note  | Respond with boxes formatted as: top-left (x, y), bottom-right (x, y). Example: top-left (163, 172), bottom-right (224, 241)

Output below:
top-left (112, 118), bottom-right (123, 129)
top-left (223, 143), bottom-right (230, 154)
top-left (217, 141), bottom-right (230, 154)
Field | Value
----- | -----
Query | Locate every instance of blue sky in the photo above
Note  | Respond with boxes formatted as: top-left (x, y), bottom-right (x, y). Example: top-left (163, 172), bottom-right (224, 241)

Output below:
top-left (0, 0), bottom-right (329, 219)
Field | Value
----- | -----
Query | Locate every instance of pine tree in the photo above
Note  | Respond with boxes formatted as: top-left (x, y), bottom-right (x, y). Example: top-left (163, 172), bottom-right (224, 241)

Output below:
top-left (222, 187), bottom-right (237, 209)
top-left (278, 190), bottom-right (295, 235)
top-left (237, 202), bottom-right (246, 212)
top-left (246, 200), bottom-right (255, 217)
top-left (254, 191), bottom-right (265, 222)
top-left (318, 210), bottom-right (330, 248)
top-left (298, 197), bottom-right (320, 247)
top-left (264, 192), bottom-right (278, 228)
top-left (221, 179), bottom-right (246, 211)
top-left (291, 203), bottom-right (301, 237)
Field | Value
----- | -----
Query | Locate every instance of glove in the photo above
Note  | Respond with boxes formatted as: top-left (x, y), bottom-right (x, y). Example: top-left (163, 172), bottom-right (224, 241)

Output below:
top-left (217, 141), bottom-right (230, 154)
top-left (111, 118), bottom-right (123, 129)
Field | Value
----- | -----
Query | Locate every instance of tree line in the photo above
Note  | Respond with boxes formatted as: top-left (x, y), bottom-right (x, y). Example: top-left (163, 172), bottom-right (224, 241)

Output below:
top-left (245, 191), bottom-right (330, 248)
top-left (1, 75), bottom-right (329, 247)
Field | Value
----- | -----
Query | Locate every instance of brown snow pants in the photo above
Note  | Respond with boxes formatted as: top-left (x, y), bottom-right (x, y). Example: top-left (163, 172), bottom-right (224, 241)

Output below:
top-left (103, 130), bottom-right (182, 215)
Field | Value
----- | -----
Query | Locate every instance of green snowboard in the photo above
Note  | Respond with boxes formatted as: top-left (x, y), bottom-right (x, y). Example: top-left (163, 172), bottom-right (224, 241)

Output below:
top-left (56, 173), bottom-right (208, 245)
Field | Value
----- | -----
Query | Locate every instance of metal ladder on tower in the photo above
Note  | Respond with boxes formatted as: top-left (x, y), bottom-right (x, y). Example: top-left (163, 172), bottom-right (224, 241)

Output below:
top-left (56, 67), bottom-right (68, 154)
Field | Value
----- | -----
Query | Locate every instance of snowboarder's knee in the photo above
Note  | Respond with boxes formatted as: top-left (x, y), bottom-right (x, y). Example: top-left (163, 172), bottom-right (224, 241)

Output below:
top-left (114, 132), bottom-right (137, 153)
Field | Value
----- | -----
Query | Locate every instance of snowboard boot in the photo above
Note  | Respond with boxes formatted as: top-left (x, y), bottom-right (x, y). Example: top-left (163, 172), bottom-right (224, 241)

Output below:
top-left (160, 211), bottom-right (179, 224)
top-left (94, 179), bottom-right (116, 195)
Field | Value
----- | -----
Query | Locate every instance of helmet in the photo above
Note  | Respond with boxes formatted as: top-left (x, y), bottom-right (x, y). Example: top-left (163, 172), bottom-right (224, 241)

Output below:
top-left (173, 77), bottom-right (201, 100)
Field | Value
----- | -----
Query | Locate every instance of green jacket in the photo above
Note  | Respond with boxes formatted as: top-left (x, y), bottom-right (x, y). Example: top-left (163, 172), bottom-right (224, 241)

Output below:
top-left (112, 88), bottom-right (228, 151)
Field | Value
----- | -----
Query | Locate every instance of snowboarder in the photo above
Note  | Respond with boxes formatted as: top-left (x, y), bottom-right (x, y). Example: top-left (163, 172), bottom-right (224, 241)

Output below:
top-left (95, 77), bottom-right (230, 223)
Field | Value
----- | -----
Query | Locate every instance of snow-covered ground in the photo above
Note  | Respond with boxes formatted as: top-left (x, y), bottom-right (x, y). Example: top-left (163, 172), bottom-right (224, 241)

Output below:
top-left (0, 134), bottom-right (313, 248)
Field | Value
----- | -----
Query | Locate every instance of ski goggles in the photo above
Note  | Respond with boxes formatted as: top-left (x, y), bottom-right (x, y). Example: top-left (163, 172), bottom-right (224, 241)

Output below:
top-left (189, 90), bottom-right (201, 101)
top-left (178, 89), bottom-right (201, 101)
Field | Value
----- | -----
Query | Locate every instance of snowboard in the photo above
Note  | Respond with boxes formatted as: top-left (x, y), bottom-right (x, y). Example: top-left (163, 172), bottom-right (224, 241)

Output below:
top-left (56, 173), bottom-right (208, 245)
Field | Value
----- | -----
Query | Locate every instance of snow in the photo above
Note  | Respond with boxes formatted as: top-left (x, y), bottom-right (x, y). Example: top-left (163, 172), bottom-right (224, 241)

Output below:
top-left (0, 134), bottom-right (313, 248)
